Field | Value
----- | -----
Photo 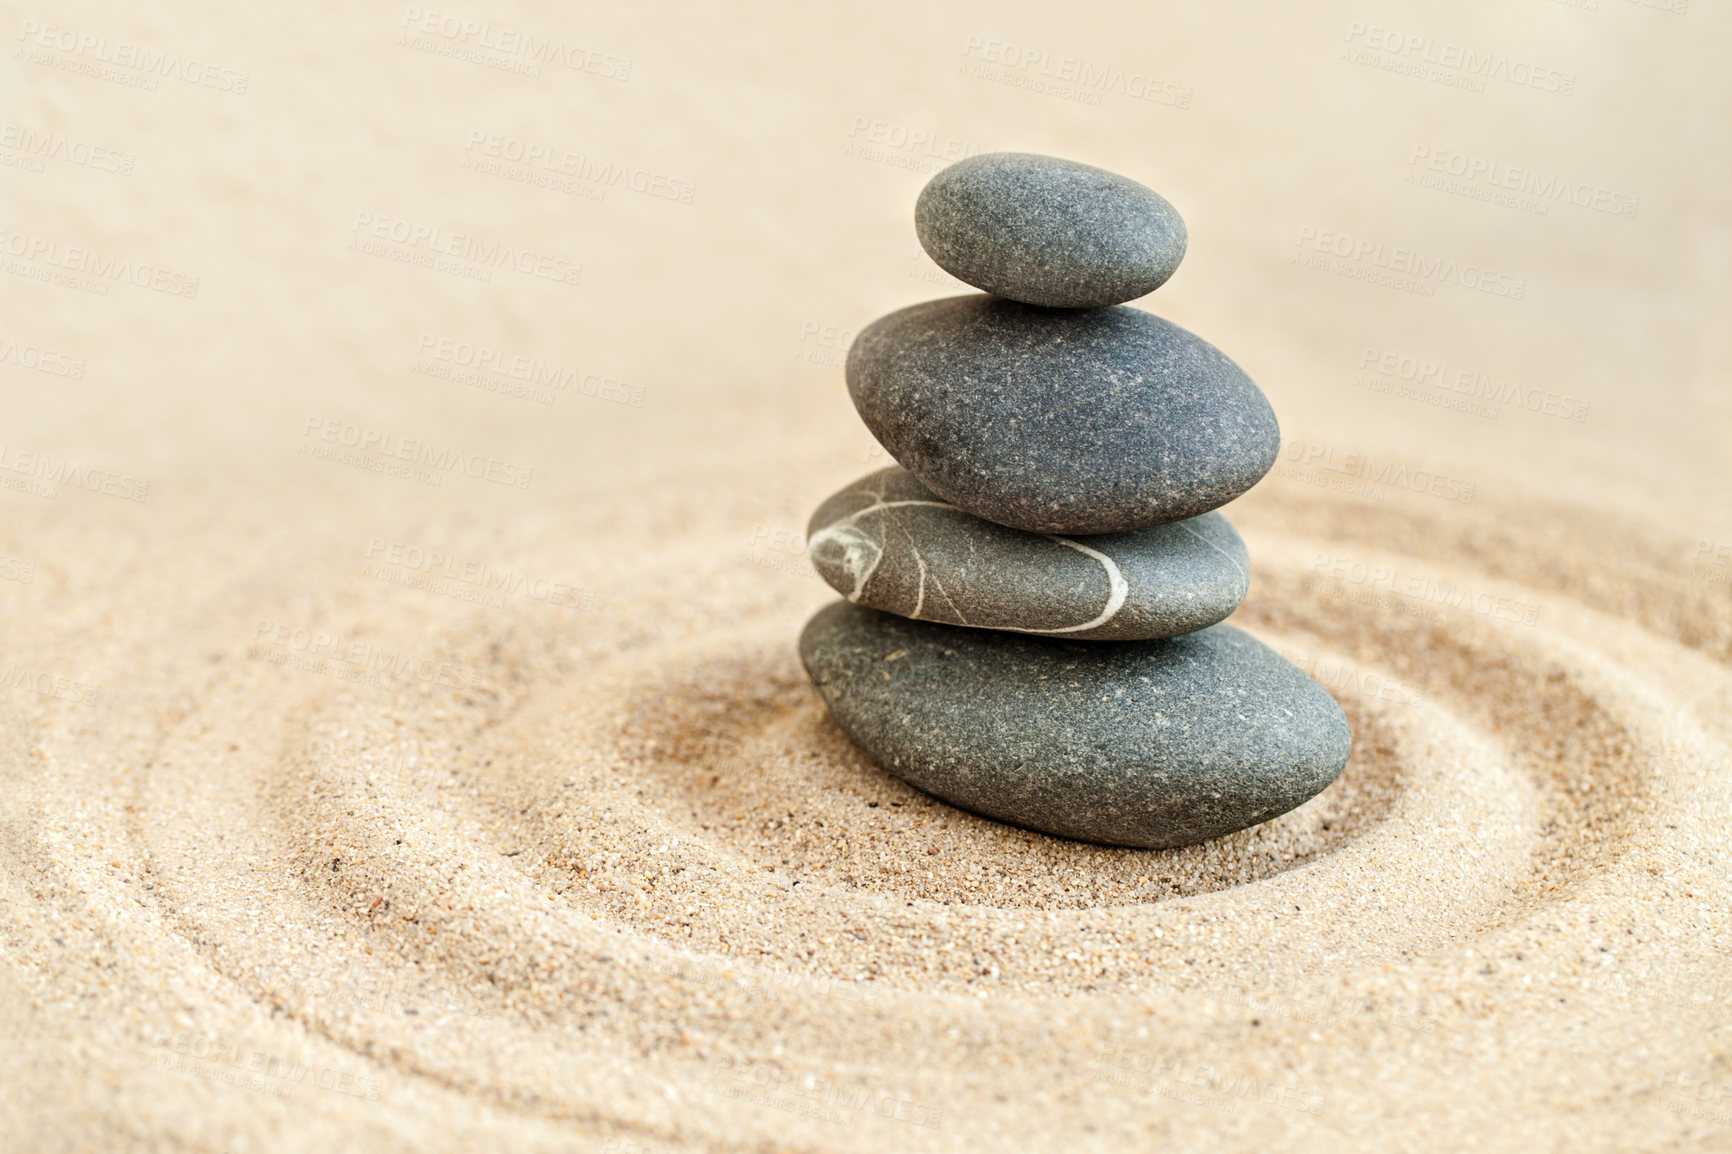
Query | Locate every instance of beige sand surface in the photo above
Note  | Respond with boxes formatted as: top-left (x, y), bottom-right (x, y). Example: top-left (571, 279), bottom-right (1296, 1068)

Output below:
top-left (3, 1), bottom-right (1731, 1150)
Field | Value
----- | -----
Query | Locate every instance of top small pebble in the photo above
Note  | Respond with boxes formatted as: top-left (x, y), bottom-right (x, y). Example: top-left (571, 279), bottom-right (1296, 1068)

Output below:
top-left (915, 152), bottom-right (1186, 308)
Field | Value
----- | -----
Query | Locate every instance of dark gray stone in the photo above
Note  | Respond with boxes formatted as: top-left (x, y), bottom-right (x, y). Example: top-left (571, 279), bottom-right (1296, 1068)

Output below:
top-left (799, 603), bottom-right (1352, 849)
top-left (915, 152), bottom-right (1186, 308)
top-left (807, 467), bottom-right (1249, 641)
top-left (846, 295), bottom-right (1280, 535)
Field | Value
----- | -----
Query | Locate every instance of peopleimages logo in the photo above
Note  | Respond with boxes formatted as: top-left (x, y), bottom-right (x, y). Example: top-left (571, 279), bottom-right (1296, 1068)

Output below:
top-left (1307, 553), bottom-right (1540, 627)
top-left (398, 8), bottom-right (631, 81)
top-left (1293, 226), bottom-right (1525, 300)
top-left (15, 20), bottom-right (250, 93)
top-left (299, 417), bottom-right (533, 489)
top-left (793, 320), bottom-right (856, 369)
top-left (1281, 440), bottom-right (1477, 503)
top-left (0, 552), bottom-right (37, 583)
top-left (1406, 146), bottom-right (1639, 219)
top-left (1357, 346), bottom-right (1589, 423)
top-left (0, 228), bottom-right (199, 298)
top-left (251, 620), bottom-right (484, 691)
top-left (1342, 22), bottom-right (1576, 96)
top-left (0, 664), bottom-right (101, 707)
top-left (462, 131), bottom-right (694, 204)
top-left (414, 335), bottom-right (645, 407)
top-left (844, 117), bottom-right (981, 174)
top-left (0, 124), bottom-right (135, 174)
top-left (0, 444), bottom-right (150, 501)
top-left (960, 35), bottom-right (1192, 108)
top-left (0, 335), bottom-right (85, 378)
top-left (364, 538), bottom-right (594, 611)
top-left (348, 212), bottom-right (582, 287)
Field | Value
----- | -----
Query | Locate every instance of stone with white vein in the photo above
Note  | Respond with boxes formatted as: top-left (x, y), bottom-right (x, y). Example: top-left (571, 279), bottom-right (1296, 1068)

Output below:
top-left (806, 467), bottom-right (1249, 641)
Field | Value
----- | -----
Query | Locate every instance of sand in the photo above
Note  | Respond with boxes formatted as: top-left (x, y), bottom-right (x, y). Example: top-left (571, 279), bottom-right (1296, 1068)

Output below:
top-left (3, 2), bottom-right (1731, 1151)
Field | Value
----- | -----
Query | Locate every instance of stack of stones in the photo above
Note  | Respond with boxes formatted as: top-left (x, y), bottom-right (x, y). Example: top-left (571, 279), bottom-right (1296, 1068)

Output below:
top-left (799, 153), bottom-right (1351, 850)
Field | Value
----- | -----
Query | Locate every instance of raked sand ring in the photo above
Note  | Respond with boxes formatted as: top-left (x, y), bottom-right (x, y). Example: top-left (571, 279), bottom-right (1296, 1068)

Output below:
top-left (11, 501), bottom-right (1730, 1151)
top-left (159, 557), bottom-right (1635, 991)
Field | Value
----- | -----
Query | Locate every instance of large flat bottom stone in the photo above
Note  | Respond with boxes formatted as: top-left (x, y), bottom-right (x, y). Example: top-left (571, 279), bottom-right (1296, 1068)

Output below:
top-left (799, 602), bottom-right (1352, 849)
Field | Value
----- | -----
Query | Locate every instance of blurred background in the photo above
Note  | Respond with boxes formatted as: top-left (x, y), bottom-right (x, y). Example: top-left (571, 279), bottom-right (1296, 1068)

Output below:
top-left (4, 0), bottom-right (1727, 549)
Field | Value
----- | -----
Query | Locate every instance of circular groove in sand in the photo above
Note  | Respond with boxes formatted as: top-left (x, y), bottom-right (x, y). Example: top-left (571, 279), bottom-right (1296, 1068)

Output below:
top-left (11, 517), bottom-right (1727, 1151)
